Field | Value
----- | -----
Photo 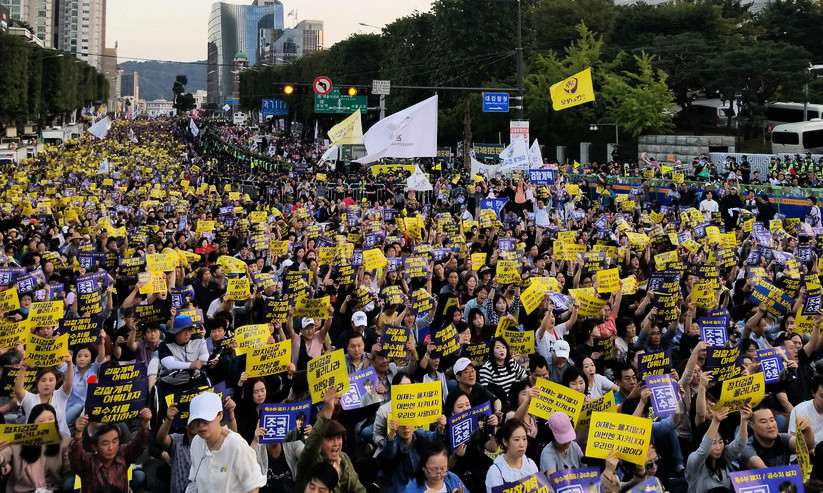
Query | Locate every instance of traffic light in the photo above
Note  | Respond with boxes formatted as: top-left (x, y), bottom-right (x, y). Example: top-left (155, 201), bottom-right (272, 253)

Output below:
top-left (283, 84), bottom-right (295, 95)
top-left (346, 86), bottom-right (358, 97)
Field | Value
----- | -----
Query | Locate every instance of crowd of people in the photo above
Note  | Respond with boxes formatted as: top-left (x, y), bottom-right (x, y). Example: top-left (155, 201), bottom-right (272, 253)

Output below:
top-left (0, 116), bottom-right (820, 493)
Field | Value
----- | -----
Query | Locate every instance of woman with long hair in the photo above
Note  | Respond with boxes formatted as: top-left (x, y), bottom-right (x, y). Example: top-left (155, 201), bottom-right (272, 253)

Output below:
top-left (0, 404), bottom-right (70, 492)
top-left (478, 337), bottom-right (528, 406)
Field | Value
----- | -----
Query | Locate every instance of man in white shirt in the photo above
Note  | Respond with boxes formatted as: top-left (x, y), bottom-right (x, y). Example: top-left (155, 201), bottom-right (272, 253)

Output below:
top-left (699, 191), bottom-right (719, 221)
top-left (186, 392), bottom-right (266, 493)
top-left (788, 376), bottom-right (823, 447)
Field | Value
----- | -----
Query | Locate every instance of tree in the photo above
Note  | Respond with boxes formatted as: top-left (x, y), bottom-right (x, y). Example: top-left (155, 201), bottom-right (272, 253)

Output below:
top-left (531, 0), bottom-right (616, 53)
top-left (601, 52), bottom-right (675, 137)
top-left (755, 0), bottom-right (823, 62)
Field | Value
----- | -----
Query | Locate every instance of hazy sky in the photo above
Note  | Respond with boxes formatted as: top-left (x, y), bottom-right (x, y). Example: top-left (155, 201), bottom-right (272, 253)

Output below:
top-left (106, 0), bottom-right (433, 62)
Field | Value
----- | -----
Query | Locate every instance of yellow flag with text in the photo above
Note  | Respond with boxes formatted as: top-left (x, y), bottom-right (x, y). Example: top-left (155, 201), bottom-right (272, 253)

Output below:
top-left (550, 67), bottom-right (596, 111)
top-left (327, 110), bottom-right (363, 145)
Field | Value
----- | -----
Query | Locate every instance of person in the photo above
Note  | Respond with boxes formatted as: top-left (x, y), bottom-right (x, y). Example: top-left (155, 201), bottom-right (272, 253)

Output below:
top-left (251, 421), bottom-right (304, 493)
top-left (157, 403), bottom-right (197, 493)
top-left (478, 337), bottom-right (527, 404)
top-left (698, 191), bottom-right (719, 221)
top-left (484, 418), bottom-right (538, 492)
top-left (737, 406), bottom-right (814, 468)
top-left (0, 404), bottom-right (70, 492)
top-left (185, 391), bottom-right (266, 493)
top-left (539, 412), bottom-right (583, 474)
top-left (404, 440), bottom-right (468, 493)
top-left (378, 415), bottom-right (444, 493)
top-left (158, 314), bottom-right (209, 388)
top-left (450, 358), bottom-right (501, 416)
top-left (788, 375), bottom-right (823, 447)
top-left (685, 405), bottom-right (749, 493)
top-left (304, 461), bottom-right (339, 493)
top-left (14, 362), bottom-right (73, 438)
top-left (296, 389), bottom-right (366, 493)
top-left (69, 408), bottom-right (152, 493)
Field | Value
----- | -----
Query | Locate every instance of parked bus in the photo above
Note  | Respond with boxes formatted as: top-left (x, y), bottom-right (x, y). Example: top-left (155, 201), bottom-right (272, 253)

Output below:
top-left (765, 102), bottom-right (823, 127)
top-left (771, 120), bottom-right (823, 154)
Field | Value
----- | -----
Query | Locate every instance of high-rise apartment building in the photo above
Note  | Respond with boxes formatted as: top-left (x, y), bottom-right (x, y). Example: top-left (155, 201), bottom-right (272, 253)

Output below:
top-left (207, 0), bottom-right (284, 106)
top-left (56, 0), bottom-right (106, 70)
top-left (0, 0), bottom-right (57, 47)
top-left (271, 19), bottom-right (323, 65)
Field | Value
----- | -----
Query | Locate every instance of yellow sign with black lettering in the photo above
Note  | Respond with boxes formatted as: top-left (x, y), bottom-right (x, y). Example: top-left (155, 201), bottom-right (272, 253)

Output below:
top-left (233, 324), bottom-right (270, 356)
top-left (362, 248), bottom-right (388, 271)
top-left (595, 268), bottom-right (620, 294)
top-left (0, 422), bottom-right (60, 445)
top-left (586, 411), bottom-right (652, 466)
top-left (496, 260), bottom-right (520, 284)
top-left (294, 296), bottom-right (331, 318)
top-left (717, 372), bottom-right (765, 411)
top-left (528, 377), bottom-right (585, 425)
top-left (226, 277), bottom-right (251, 301)
top-left (307, 349), bottom-right (349, 403)
top-left (246, 341), bottom-right (291, 378)
top-left (25, 333), bottom-right (69, 368)
top-left (391, 381), bottom-right (442, 427)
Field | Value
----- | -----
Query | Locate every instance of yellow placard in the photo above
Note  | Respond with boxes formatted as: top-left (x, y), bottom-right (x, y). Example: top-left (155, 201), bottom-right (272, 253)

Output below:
top-left (620, 276), bottom-right (638, 295)
top-left (586, 411), bottom-right (652, 466)
top-left (496, 260), bottom-right (521, 284)
top-left (577, 391), bottom-right (617, 429)
top-left (528, 377), bottom-right (585, 425)
top-left (390, 381), bottom-right (442, 427)
top-left (654, 250), bottom-right (679, 269)
top-left (0, 319), bottom-right (26, 350)
top-left (568, 287), bottom-right (607, 317)
top-left (502, 329), bottom-right (535, 356)
top-left (225, 277), bottom-right (251, 301)
top-left (138, 271), bottom-right (167, 295)
top-left (717, 372), bottom-right (765, 411)
top-left (519, 280), bottom-right (547, 315)
top-left (362, 248), bottom-right (388, 271)
top-left (0, 288), bottom-right (20, 313)
top-left (565, 184), bottom-right (581, 197)
top-left (0, 423), bottom-right (60, 445)
top-left (691, 281), bottom-right (717, 309)
top-left (233, 324), bottom-right (270, 356)
top-left (27, 301), bottom-right (64, 326)
top-left (246, 341), bottom-right (291, 378)
top-left (470, 252), bottom-right (487, 270)
top-left (294, 296), bottom-right (331, 318)
top-left (307, 349), bottom-right (350, 403)
top-left (595, 268), bottom-right (620, 294)
top-left (25, 333), bottom-right (69, 368)
top-left (270, 240), bottom-right (289, 257)
top-left (217, 255), bottom-right (247, 274)
top-left (249, 211), bottom-right (267, 224)
top-left (796, 414), bottom-right (811, 482)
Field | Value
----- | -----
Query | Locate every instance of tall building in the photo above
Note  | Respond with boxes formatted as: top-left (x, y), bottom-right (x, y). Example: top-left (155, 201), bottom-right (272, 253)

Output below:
top-left (0, 0), bottom-right (57, 47)
top-left (101, 41), bottom-right (121, 111)
top-left (271, 19), bottom-right (323, 65)
top-left (57, 0), bottom-right (106, 70)
top-left (207, 0), bottom-right (284, 106)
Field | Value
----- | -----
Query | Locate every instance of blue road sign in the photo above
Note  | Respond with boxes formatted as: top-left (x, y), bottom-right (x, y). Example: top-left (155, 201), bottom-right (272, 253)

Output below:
top-left (261, 98), bottom-right (289, 117)
top-left (482, 92), bottom-right (510, 113)
top-left (224, 97), bottom-right (240, 107)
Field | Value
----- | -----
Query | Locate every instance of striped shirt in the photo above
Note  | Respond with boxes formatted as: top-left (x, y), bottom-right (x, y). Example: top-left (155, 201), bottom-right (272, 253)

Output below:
top-left (478, 358), bottom-right (528, 396)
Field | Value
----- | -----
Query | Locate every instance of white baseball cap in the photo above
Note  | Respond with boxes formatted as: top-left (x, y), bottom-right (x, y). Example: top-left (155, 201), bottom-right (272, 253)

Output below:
top-left (454, 357), bottom-right (473, 374)
top-left (301, 318), bottom-right (316, 329)
top-left (187, 392), bottom-right (223, 424)
top-left (553, 339), bottom-right (571, 360)
top-left (351, 311), bottom-right (368, 327)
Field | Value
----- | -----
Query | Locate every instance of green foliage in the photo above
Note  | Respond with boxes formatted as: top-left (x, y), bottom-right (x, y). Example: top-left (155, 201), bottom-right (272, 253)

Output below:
top-left (601, 52), bottom-right (675, 137)
top-left (0, 34), bottom-right (107, 122)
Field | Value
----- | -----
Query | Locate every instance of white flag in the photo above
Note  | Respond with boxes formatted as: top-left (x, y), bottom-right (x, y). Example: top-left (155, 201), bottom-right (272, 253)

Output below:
top-left (128, 128), bottom-right (138, 144)
top-left (499, 138), bottom-right (530, 173)
top-left (88, 116), bottom-right (112, 139)
top-left (318, 144), bottom-right (339, 164)
top-left (529, 139), bottom-right (544, 168)
top-left (471, 156), bottom-right (499, 178)
top-left (356, 95), bottom-right (438, 163)
top-left (189, 118), bottom-right (200, 137)
top-left (406, 165), bottom-right (433, 191)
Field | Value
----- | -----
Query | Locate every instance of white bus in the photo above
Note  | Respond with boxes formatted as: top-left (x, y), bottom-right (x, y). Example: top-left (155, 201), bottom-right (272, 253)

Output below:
top-left (771, 120), bottom-right (823, 154)
top-left (765, 102), bottom-right (823, 127)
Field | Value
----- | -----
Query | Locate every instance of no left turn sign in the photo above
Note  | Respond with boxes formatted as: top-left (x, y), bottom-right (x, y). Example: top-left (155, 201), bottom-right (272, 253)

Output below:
top-left (313, 76), bottom-right (333, 96)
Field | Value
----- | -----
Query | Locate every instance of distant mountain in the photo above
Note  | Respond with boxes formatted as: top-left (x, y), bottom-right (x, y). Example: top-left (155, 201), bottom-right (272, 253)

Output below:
top-left (118, 60), bottom-right (207, 101)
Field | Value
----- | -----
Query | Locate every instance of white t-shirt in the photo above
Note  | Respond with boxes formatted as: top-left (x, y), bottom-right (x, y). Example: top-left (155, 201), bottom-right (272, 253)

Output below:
top-left (788, 400), bottom-right (823, 447)
top-left (699, 198), bottom-right (719, 220)
top-left (485, 454), bottom-right (538, 493)
top-left (536, 322), bottom-right (569, 362)
top-left (186, 428), bottom-right (266, 493)
top-left (587, 374), bottom-right (616, 400)
top-left (21, 388), bottom-right (69, 437)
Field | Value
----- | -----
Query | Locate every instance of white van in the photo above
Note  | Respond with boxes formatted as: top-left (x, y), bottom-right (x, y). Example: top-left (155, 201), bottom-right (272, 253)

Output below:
top-left (771, 120), bottom-right (823, 154)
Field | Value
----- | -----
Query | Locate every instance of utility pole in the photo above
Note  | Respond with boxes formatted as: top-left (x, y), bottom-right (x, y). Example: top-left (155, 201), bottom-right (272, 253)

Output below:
top-left (515, 0), bottom-right (524, 120)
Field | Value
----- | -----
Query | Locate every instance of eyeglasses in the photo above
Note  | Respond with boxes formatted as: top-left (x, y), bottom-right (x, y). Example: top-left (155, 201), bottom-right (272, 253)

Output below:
top-left (645, 459), bottom-right (658, 469)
